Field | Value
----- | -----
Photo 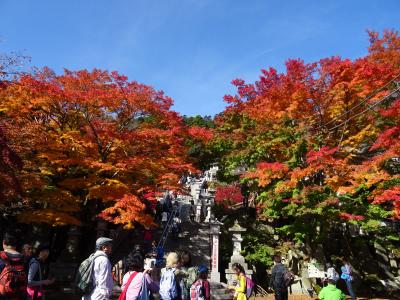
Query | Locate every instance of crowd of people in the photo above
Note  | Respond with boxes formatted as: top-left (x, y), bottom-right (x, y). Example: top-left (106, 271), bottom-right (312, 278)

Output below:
top-left (155, 192), bottom-right (182, 238)
top-left (318, 259), bottom-right (356, 300)
top-left (0, 230), bottom-right (355, 300)
top-left (0, 233), bottom-right (55, 300)
top-left (0, 230), bottom-right (211, 300)
top-left (76, 237), bottom-right (211, 300)
top-left (267, 254), bottom-right (357, 300)
top-left (0, 171), bottom-right (357, 300)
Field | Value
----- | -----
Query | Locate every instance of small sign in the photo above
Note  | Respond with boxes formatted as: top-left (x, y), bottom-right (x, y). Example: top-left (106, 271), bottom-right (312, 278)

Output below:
top-left (212, 235), bottom-right (219, 270)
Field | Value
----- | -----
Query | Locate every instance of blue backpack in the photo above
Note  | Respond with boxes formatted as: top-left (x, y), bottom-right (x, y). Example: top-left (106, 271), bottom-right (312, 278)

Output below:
top-left (138, 275), bottom-right (150, 300)
top-left (159, 268), bottom-right (179, 300)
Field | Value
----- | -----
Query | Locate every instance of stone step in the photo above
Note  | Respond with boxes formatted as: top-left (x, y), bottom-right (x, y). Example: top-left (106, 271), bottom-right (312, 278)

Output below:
top-left (163, 192), bottom-right (211, 267)
top-left (211, 294), bottom-right (233, 300)
top-left (210, 282), bottom-right (234, 299)
top-left (211, 288), bottom-right (231, 296)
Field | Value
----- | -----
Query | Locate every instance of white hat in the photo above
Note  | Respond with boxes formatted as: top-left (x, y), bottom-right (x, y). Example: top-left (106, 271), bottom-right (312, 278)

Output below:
top-left (96, 237), bottom-right (113, 249)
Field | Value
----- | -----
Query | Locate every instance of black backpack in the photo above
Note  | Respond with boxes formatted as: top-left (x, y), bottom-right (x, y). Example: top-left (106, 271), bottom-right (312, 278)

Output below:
top-left (282, 268), bottom-right (295, 287)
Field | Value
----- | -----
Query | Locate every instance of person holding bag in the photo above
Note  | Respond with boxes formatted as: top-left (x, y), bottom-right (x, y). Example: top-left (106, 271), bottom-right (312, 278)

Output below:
top-left (119, 253), bottom-right (159, 300)
top-left (27, 243), bottom-right (55, 300)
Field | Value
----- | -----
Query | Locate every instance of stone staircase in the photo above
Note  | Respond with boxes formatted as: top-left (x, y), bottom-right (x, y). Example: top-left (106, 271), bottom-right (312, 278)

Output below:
top-left (177, 185), bottom-right (233, 300)
top-left (164, 196), bottom-right (211, 267)
top-left (44, 177), bottom-right (217, 299)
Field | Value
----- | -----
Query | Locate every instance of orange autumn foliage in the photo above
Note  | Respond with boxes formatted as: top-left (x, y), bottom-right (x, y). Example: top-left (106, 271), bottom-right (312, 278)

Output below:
top-left (215, 29), bottom-right (400, 220)
top-left (1, 68), bottom-right (194, 227)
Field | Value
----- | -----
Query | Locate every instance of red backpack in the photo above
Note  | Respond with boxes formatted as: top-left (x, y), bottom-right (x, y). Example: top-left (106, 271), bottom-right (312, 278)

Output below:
top-left (0, 251), bottom-right (27, 299)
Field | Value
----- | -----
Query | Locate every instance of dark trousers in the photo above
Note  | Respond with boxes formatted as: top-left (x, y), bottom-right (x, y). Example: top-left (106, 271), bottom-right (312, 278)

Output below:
top-left (345, 280), bottom-right (356, 300)
top-left (274, 288), bottom-right (288, 300)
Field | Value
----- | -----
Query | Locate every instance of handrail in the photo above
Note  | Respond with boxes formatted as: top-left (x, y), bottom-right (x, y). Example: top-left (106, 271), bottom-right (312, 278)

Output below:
top-left (255, 284), bottom-right (269, 297)
top-left (157, 205), bottom-right (179, 249)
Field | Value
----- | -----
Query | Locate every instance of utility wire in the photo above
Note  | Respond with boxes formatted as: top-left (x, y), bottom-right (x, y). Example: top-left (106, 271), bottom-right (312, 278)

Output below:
top-left (316, 73), bottom-right (400, 130)
top-left (327, 86), bottom-right (400, 132)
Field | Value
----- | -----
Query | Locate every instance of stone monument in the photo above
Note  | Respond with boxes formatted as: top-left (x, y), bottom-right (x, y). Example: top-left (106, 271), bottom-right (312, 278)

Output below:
top-left (210, 219), bottom-right (223, 282)
top-left (225, 220), bottom-right (253, 284)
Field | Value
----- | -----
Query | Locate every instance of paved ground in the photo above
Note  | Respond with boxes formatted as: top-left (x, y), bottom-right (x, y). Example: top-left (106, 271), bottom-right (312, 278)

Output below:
top-left (253, 296), bottom-right (392, 300)
top-left (44, 291), bottom-right (394, 300)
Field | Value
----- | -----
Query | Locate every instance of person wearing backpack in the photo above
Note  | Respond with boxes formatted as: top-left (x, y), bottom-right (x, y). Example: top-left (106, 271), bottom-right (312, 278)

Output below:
top-left (81, 237), bottom-right (114, 300)
top-left (227, 263), bottom-right (247, 300)
top-left (27, 243), bottom-right (55, 299)
top-left (340, 259), bottom-right (355, 300)
top-left (269, 255), bottom-right (288, 300)
top-left (119, 252), bottom-right (159, 300)
top-left (0, 233), bottom-right (27, 300)
top-left (159, 252), bottom-right (181, 300)
top-left (189, 265), bottom-right (210, 300)
top-left (180, 251), bottom-right (198, 300)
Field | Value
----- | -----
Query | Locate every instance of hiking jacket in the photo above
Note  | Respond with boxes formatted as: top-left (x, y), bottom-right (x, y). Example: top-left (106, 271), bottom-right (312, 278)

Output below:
top-left (269, 263), bottom-right (286, 291)
top-left (318, 283), bottom-right (346, 300)
top-left (159, 267), bottom-right (180, 300)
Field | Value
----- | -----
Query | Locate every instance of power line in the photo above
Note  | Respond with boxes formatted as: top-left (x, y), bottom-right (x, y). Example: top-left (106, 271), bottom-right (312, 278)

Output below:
top-left (316, 73), bottom-right (400, 130)
top-left (327, 86), bottom-right (400, 132)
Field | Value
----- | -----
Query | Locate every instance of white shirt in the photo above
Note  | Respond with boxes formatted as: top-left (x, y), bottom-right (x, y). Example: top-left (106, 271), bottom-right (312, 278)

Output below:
top-left (162, 212), bottom-right (168, 222)
top-left (83, 251), bottom-right (114, 300)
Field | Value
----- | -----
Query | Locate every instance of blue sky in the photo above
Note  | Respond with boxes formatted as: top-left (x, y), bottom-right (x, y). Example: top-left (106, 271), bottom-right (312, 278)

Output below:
top-left (0, 1), bottom-right (399, 116)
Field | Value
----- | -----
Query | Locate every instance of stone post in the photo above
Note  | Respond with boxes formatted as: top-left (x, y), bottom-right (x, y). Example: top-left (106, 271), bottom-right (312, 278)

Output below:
top-left (204, 204), bottom-right (212, 223)
top-left (225, 220), bottom-right (253, 284)
top-left (210, 219), bottom-right (223, 282)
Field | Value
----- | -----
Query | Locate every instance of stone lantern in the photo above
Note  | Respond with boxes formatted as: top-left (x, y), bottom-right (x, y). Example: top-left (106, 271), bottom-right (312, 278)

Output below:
top-left (225, 220), bottom-right (253, 284)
